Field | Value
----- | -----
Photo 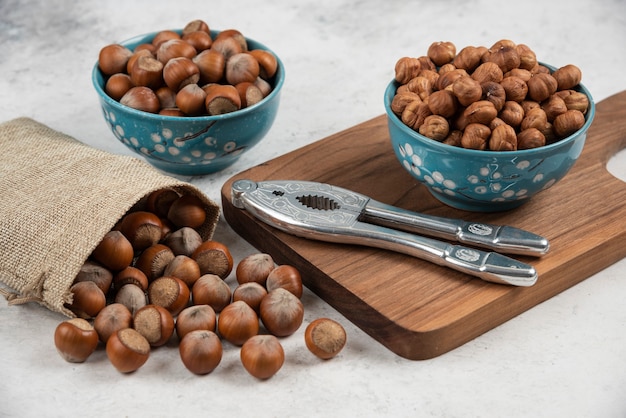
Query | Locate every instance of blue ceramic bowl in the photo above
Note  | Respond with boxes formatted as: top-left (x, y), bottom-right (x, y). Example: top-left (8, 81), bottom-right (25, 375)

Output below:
top-left (384, 68), bottom-right (595, 212)
top-left (92, 30), bottom-right (284, 176)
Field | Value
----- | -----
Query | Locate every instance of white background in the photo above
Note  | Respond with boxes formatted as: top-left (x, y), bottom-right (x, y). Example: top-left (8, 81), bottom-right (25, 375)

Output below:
top-left (1, 0), bottom-right (625, 417)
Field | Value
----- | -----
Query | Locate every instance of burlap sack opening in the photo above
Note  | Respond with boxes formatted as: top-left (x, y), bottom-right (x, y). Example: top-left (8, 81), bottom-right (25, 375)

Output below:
top-left (0, 117), bottom-right (220, 317)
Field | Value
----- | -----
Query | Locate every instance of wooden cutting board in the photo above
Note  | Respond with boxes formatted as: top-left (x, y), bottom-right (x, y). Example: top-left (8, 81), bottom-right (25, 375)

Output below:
top-left (221, 91), bottom-right (626, 360)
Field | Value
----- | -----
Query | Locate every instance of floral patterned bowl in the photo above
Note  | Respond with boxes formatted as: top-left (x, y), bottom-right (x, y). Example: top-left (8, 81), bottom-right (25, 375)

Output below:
top-left (384, 78), bottom-right (595, 212)
top-left (92, 30), bottom-right (284, 176)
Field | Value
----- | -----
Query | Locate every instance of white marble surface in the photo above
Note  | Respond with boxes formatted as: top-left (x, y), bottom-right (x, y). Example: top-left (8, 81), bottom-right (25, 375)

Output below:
top-left (1, 0), bottom-right (625, 417)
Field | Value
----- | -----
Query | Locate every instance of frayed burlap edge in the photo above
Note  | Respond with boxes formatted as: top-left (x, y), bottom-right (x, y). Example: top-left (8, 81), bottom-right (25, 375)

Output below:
top-left (0, 117), bottom-right (220, 317)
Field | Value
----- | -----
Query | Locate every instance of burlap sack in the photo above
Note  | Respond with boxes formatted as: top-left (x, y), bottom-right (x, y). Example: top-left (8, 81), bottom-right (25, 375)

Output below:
top-left (0, 117), bottom-right (220, 317)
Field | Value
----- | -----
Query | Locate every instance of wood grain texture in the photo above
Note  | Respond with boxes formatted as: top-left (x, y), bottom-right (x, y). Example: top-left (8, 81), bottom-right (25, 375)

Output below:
top-left (221, 91), bottom-right (626, 360)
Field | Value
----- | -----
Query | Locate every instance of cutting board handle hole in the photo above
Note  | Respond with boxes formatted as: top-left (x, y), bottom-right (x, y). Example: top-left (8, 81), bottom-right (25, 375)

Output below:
top-left (607, 148), bottom-right (626, 183)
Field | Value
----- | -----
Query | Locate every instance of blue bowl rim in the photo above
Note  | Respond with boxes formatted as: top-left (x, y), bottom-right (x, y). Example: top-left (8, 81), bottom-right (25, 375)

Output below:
top-left (384, 62), bottom-right (596, 157)
top-left (92, 29), bottom-right (285, 122)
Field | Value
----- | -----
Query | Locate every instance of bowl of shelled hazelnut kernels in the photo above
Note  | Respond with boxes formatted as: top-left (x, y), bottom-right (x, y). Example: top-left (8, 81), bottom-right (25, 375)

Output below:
top-left (384, 40), bottom-right (595, 212)
top-left (92, 19), bottom-right (285, 176)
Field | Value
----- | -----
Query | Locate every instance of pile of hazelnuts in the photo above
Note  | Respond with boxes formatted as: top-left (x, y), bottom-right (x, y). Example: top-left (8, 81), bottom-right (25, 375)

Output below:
top-left (391, 39), bottom-right (590, 151)
top-left (54, 188), bottom-right (346, 379)
top-left (98, 19), bottom-right (277, 116)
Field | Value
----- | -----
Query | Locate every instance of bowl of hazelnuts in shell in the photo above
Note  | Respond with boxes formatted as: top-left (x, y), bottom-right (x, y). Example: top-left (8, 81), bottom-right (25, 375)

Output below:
top-left (92, 19), bottom-right (284, 176)
top-left (385, 39), bottom-right (594, 212)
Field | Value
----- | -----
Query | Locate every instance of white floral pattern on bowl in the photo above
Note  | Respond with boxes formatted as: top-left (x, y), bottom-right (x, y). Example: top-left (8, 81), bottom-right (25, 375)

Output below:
top-left (396, 141), bottom-right (562, 207)
top-left (101, 108), bottom-right (246, 169)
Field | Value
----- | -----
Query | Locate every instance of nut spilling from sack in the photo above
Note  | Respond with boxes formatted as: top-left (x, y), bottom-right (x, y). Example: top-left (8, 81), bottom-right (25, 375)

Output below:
top-left (56, 187), bottom-right (346, 377)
